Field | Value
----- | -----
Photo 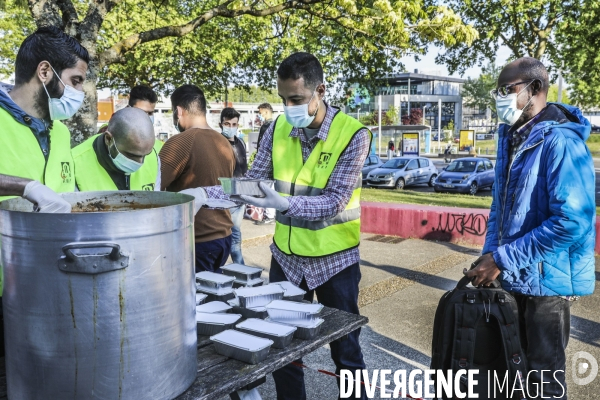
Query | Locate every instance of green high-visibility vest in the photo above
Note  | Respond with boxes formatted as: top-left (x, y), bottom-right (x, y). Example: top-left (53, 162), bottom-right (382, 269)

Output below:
top-left (0, 107), bottom-right (75, 295)
top-left (72, 134), bottom-right (160, 191)
top-left (272, 111), bottom-right (371, 257)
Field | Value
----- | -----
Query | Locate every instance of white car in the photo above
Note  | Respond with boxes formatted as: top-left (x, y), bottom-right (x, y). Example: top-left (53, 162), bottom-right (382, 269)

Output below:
top-left (366, 157), bottom-right (438, 190)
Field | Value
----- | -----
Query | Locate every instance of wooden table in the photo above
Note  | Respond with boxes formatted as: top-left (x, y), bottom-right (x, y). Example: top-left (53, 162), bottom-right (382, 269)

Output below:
top-left (0, 307), bottom-right (367, 400)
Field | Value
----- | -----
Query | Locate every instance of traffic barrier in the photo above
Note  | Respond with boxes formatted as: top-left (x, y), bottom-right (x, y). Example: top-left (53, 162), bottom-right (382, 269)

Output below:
top-left (361, 202), bottom-right (600, 254)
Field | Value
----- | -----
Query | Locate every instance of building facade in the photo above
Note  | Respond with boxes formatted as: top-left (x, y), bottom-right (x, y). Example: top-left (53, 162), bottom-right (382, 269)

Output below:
top-left (356, 71), bottom-right (465, 132)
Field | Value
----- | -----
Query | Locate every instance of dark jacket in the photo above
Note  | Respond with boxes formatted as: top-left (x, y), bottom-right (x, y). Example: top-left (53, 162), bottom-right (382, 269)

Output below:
top-left (231, 136), bottom-right (248, 178)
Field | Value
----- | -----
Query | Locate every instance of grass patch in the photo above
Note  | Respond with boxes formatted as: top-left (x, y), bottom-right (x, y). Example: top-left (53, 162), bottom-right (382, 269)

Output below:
top-left (361, 188), bottom-right (492, 209)
top-left (361, 188), bottom-right (600, 216)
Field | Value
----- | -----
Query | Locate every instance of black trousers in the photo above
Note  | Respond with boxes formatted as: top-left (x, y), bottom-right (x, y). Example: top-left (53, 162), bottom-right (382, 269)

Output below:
top-left (514, 294), bottom-right (571, 400)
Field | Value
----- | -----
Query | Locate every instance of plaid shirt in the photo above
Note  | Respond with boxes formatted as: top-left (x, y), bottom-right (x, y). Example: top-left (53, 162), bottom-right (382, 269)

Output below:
top-left (206, 103), bottom-right (370, 289)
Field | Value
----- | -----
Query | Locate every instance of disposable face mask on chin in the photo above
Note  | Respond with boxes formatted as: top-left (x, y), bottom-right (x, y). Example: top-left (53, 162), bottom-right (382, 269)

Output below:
top-left (42, 66), bottom-right (85, 120)
top-left (221, 126), bottom-right (237, 139)
top-left (283, 91), bottom-right (319, 128)
top-left (496, 82), bottom-right (534, 126)
top-left (110, 140), bottom-right (143, 174)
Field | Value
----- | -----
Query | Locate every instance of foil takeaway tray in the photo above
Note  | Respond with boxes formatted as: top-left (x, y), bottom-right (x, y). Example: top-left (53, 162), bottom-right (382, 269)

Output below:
top-left (196, 301), bottom-right (232, 314)
top-left (228, 298), bottom-right (269, 319)
top-left (221, 264), bottom-right (263, 282)
top-left (234, 285), bottom-right (285, 308)
top-left (196, 312), bottom-right (241, 336)
top-left (236, 318), bottom-right (296, 349)
top-left (266, 317), bottom-right (324, 340)
top-left (266, 300), bottom-right (323, 323)
top-left (275, 281), bottom-right (307, 302)
top-left (195, 271), bottom-right (235, 295)
top-left (233, 278), bottom-right (264, 289)
top-left (218, 178), bottom-right (275, 197)
top-left (196, 292), bottom-right (208, 306)
top-left (211, 329), bottom-right (273, 364)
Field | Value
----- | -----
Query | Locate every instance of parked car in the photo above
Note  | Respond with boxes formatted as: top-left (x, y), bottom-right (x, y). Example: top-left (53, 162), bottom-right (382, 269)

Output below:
top-left (433, 157), bottom-right (494, 195)
top-left (591, 124), bottom-right (600, 134)
top-left (366, 157), bottom-right (438, 190)
top-left (362, 155), bottom-right (383, 184)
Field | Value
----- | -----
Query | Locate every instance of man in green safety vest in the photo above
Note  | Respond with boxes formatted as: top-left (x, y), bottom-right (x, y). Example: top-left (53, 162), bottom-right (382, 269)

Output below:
top-left (73, 107), bottom-right (161, 191)
top-left (199, 52), bottom-right (371, 400)
top-left (0, 26), bottom-right (90, 357)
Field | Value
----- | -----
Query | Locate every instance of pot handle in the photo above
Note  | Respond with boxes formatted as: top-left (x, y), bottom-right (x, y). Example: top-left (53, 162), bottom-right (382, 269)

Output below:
top-left (58, 242), bottom-right (129, 274)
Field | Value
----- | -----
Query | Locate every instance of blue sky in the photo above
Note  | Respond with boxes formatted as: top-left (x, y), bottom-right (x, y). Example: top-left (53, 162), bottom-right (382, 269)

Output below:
top-left (401, 44), bottom-right (513, 79)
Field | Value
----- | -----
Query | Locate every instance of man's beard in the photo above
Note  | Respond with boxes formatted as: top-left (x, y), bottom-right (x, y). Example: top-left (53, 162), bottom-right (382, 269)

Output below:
top-left (34, 75), bottom-right (63, 120)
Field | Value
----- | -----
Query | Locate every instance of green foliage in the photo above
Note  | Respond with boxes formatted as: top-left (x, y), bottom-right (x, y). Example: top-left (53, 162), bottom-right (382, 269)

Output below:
top-left (434, 0), bottom-right (575, 75)
top-left (360, 107), bottom-right (399, 125)
top-left (461, 62), bottom-right (500, 117)
top-left (0, 1), bottom-right (34, 79)
top-left (557, 0), bottom-right (600, 108)
top-left (546, 84), bottom-right (570, 104)
top-left (444, 120), bottom-right (455, 135)
top-left (210, 87), bottom-right (280, 104)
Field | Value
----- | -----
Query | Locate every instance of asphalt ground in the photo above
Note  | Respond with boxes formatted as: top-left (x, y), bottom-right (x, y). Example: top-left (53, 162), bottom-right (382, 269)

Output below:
top-left (216, 221), bottom-right (600, 400)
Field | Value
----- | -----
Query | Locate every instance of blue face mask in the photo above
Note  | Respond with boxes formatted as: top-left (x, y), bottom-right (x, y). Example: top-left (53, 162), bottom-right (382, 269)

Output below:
top-left (109, 139), bottom-right (143, 174)
top-left (283, 91), bottom-right (319, 128)
top-left (42, 65), bottom-right (85, 120)
top-left (222, 126), bottom-right (237, 139)
top-left (495, 81), bottom-right (533, 126)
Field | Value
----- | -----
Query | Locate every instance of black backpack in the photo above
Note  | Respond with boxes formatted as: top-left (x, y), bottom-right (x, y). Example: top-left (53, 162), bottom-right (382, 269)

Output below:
top-left (430, 276), bottom-right (528, 399)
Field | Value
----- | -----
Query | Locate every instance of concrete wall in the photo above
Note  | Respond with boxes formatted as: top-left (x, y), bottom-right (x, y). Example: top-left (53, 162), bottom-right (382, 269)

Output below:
top-left (360, 202), bottom-right (600, 254)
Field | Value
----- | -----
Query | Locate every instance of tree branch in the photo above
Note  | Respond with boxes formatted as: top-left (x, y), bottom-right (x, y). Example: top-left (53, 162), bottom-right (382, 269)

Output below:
top-left (28, 0), bottom-right (63, 27)
top-left (99, 0), bottom-right (323, 67)
top-left (55, 0), bottom-right (79, 34)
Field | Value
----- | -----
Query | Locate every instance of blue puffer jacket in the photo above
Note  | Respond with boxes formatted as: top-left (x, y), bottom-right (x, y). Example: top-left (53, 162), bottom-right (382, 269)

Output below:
top-left (483, 103), bottom-right (596, 296)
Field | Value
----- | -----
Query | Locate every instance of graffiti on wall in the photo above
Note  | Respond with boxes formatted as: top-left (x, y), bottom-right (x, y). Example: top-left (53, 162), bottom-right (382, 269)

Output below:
top-left (422, 213), bottom-right (489, 241)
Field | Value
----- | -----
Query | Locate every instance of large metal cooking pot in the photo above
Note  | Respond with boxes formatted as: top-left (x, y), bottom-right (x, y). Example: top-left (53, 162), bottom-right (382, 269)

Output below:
top-left (0, 191), bottom-right (197, 400)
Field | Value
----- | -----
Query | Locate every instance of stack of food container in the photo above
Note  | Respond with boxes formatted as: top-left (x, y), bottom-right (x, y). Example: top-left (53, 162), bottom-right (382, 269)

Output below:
top-left (221, 263), bottom-right (264, 288)
top-left (265, 300), bottom-right (325, 340)
top-left (195, 271), bottom-right (236, 302)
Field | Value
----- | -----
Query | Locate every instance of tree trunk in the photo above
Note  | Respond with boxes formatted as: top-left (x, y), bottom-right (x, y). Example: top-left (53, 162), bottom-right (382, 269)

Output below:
top-left (66, 60), bottom-right (99, 146)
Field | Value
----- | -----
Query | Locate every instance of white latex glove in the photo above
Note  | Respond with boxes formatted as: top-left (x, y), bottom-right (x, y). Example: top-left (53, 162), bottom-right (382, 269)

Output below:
top-left (179, 187), bottom-right (208, 214)
top-left (240, 182), bottom-right (289, 212)
top-left (22, 181), bottom-right (71, 213)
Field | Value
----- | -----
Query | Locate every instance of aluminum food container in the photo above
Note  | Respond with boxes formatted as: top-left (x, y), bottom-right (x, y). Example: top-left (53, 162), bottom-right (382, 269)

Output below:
top-left (210, 330), bottom-right (273, 364)
top-left (233, 278), bottom-right (264, 289)
top-left (221, 263), bottom-right (263, 282)
top-left (195, 271), bottom-right (235, 295)
top-left (196, 301), bottom-right (232, 314)
top-left (236, 319), bottom-right (297, 349)
top-left (266, 300), bottom-right (323, 324)
top-left (275, 281), bottom-right (307, 302)
top-left (234, 285), bottom-right (285, 308)
top-left (218, 178), bottom-right (275, 197)
top-left (266, 317), bottom-right (325, 340)
top-left (228, 299), bottom-right (269, 319)
top-left (196, 292), bottom-right (208, 306)
top-left (204, 292), bottom-right (236, 303)
top-left (196, 312), bottom-right (241, 336)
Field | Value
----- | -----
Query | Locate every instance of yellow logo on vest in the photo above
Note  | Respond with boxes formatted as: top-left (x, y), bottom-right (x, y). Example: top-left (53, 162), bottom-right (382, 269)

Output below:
top-left (317, 152), bottom-right (332, 169)
top-left (60, 162), bottom-right (72, 183)
top-left (142, 183), bottom-right (155, 191)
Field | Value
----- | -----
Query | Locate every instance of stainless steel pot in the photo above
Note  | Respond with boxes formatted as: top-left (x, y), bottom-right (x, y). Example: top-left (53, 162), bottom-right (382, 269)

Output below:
top-left (0, 191), bottom-right (197, 400)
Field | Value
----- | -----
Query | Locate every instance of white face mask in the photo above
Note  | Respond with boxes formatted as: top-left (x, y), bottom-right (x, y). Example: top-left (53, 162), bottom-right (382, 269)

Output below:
top-left (109, 139), bottom-right (143, 174)
top-left (496, 81), bottom-right (534, 126)
top-left (42, 65), bottom-right (85, 120)
top-left (283, 91), bottom-right (319, 128)
top-left (149, 114), bottom-right (155, 124)
top-left (221, 126), bottom-right (237, 139)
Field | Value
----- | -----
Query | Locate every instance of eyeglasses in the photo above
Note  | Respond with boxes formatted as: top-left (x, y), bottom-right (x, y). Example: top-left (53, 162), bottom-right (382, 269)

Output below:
top-left (489, 80), bottom-right (535, 100)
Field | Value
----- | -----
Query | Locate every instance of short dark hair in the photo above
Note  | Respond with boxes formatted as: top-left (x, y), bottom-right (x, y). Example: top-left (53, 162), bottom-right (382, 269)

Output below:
top-left (15, 26), bottom-right (89, 85)
top-left (257, 103), bottom-right (273, 112)
top-left (277, 52), bottom-right (323, 89)
top-left (170, 84), bottom-right (207, 115)
top-left (517, 57), bottom-right (549, 94)
top-left (129, 85), bottom-right (158, 106)
top-left (220, 107), bottom-right (240, 123)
